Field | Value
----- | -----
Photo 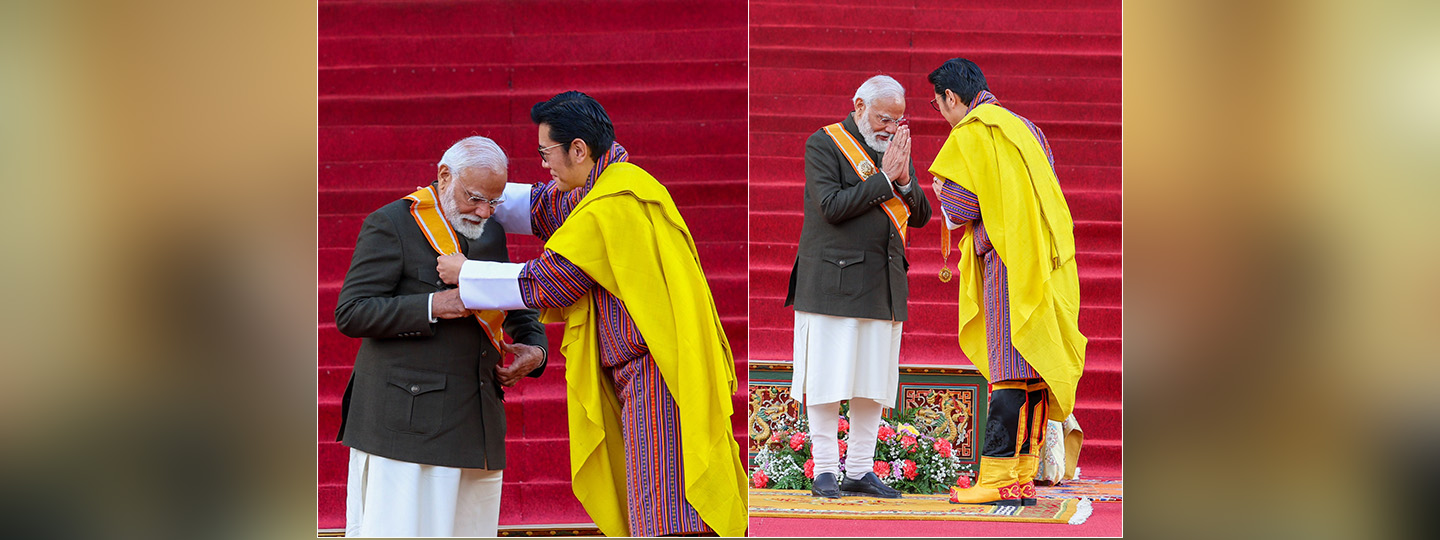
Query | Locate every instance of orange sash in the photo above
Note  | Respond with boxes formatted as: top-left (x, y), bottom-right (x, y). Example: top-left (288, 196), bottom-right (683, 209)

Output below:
top-left (822, 123), bottom-right (912, 242)
top-left (403, 186), bottom-right (507, 352)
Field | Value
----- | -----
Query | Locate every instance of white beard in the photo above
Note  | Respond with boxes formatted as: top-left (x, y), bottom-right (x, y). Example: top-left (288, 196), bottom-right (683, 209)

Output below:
top-left (440, 184), bottom-right (488, 239)
top-left (856, 113), bottom-right (890, 153)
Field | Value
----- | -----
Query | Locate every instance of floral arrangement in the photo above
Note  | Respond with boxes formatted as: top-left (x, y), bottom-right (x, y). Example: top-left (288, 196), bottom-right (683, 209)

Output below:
top-left (749, 407), bottom-right (975, 494)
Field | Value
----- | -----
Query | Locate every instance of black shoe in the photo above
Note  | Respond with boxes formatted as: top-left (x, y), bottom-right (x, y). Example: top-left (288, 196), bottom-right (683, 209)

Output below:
top-left (839, 472), bottom-right (903, 499)
top-left (810, 472), bottom-right (841, 499)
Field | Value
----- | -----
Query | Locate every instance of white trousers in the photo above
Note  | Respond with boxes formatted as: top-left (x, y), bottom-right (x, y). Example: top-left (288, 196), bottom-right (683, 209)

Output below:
top-left (792, 311), bottom-right (902, 407)
top-left (346, 448), bottom-right (503, 537)
top-left (807, 398), bottom-right (884, 480)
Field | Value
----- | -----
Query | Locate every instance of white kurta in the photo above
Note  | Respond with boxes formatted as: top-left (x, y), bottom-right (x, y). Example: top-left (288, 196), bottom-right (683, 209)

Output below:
top-left (346, 448), bottom-right (503, 537)
top-left (791, 310), bottom-right (903, 407)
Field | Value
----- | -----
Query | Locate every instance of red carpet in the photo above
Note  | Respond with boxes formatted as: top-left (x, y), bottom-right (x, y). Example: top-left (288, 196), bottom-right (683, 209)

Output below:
top-left (748, 0), bottom-right (1123, 480)
top-left (318, 0), bottom-right (747, 529)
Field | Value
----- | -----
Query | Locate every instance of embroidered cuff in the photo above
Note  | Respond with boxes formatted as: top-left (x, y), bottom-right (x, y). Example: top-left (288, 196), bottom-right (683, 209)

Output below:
top-left (458, 261), bottom-right (527, 310)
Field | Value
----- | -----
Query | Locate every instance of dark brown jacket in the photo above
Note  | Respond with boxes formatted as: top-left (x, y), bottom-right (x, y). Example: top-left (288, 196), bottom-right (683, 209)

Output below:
top-left (785, 114), bottom-right (932, 321)
top-left (334, 190), bottom-right (547, 469)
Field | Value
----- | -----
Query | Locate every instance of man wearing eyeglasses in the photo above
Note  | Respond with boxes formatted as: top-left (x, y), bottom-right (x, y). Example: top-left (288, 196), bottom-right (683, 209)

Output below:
top-left (333, 136), bottom-right (550, 536)
top-left (784, 74), bottom-right (932, 499)
top-left (434, 91), bottom-right (747, 537)
top-left (926, 57), bottom-right (1086, 507)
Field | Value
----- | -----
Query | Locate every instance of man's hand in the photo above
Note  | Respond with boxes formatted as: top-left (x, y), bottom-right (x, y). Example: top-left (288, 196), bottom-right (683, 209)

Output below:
top-left (881, 125), bottom-right (912, 185)
top-left (495, 342), bottom-right (544, 387)
top-left (437, 253), bottom-right (466, 285)
top-left (431, 289), bottom-right (471, 319)
top-left (932, 175), bottom-right (946, 196)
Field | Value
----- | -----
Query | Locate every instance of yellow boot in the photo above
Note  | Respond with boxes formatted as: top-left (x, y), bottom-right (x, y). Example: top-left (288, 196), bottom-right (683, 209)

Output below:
top-left (1015, 380), bottom-right (1049, 506)
top-left (949, 456), bottom-right (1021, 506)
top-left (1016, 454), bottom-right (1039, 506)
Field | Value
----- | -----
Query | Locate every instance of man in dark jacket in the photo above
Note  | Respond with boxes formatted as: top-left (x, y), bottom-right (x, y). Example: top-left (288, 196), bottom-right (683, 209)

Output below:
top-left (333, 136), bottom-right (548, 536)
top-left (784, 75), bottom-right (932, 499)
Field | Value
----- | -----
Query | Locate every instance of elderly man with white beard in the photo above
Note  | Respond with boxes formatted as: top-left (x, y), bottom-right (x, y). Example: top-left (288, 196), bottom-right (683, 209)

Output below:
top-left (784, 75), bottom-right (932, 499)
top-left (333, 136), bottom-right (549, 536)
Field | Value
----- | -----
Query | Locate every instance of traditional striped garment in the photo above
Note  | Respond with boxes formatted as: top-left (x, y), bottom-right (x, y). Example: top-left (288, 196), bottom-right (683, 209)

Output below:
top-left (938, 90), bottom-right (1059, 382)
top-left (515, 142), bottom-right (709, 536)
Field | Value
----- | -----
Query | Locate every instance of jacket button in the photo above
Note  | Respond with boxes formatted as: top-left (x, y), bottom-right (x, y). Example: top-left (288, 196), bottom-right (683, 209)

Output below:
top-left (409, 384), bottom-right (420, 394)
top-left (838, 260), bottom-right (845, 265)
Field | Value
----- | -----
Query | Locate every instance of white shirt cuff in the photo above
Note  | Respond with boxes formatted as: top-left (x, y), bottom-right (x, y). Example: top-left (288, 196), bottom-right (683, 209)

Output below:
top-left (895, 178), bottom-right (913, 193)
top-left (491, 183), bottom-right (534, 236)
top-left (458, 261), bottom-right (527, 310)
top-left (427, 292), bottom-right (438, 323)
top-left (938, 205), bottom-right (964, 230)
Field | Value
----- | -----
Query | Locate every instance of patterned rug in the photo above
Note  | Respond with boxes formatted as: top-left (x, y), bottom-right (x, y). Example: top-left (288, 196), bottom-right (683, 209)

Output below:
top-left (748, 489), bottom-right (1093, 524)
top-left (1038, 477), bottom-right (1123, 502)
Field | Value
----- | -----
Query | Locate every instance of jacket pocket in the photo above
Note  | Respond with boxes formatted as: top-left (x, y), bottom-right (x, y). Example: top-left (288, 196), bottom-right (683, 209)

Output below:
top-left (383, 367), bottom-right (447, 434)
top-left (820, 248), bottom-right (865, 296)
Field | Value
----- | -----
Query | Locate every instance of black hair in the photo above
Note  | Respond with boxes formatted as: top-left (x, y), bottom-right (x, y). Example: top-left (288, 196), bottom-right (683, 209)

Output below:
top-left (530, 91), bottom-right (615, 163)
top-left (927, 58), bottom-right (989, 108)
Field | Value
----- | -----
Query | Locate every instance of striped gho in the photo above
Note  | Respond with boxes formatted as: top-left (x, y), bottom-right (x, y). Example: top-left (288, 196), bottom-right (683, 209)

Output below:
top-left (822, 123), bottom-right (912, 242)
top-left (403, 185), bottom-right (507, 352)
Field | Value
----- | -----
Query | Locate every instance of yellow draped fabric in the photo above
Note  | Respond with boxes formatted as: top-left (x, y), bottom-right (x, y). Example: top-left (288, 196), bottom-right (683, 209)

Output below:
top-left (540, 162), bottom-right (748, 537)
top-left (928, 104), bottom-right (1087, 421)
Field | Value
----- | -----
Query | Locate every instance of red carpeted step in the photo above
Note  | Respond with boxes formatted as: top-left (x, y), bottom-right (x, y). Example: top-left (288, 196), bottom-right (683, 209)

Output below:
top-left (751, 74), bottom-right (1120, 104)
top-left (321, 0), bottom-right (742, 38)
top-left (322, 60), bottom-right (748, 98)
top-left (321, 28), bottom-right (743, 68)
top-left (322, 87), bottom-right (745, 126)
top-left (751, 3), bottom-right (1121, 35)
top-left (752, 47), bottom-right (1118, 81)
top-left (752, 26), bottom-right (1121, 55)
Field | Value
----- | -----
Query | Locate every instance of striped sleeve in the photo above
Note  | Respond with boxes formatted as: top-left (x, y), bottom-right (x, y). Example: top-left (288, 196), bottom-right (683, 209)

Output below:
top-left (517, 249), bottom-right (594, 308)
top-left (938, 179), bottom-right (981, 223)
top-left (529, 182), bottom-right (588, 241)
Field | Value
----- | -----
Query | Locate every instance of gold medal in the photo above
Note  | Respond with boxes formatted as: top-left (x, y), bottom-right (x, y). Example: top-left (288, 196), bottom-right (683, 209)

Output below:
top-left (858, 162), bottom-right (875, 178)
top-left (939, 222), bottom-right (953, 282)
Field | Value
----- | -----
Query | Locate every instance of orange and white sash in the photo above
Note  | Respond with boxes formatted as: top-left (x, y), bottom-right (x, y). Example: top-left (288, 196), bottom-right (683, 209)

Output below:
top-left (822, 123), bottom-right (912, 242)
top-left (403, 185), bottom-right (507, 352)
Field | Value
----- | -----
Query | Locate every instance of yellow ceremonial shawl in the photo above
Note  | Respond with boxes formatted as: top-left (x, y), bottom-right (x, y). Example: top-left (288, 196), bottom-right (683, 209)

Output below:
top-left (540, 162), bottom-right (747, 537)
top-left (928, 104), bottom-right (1087, 421)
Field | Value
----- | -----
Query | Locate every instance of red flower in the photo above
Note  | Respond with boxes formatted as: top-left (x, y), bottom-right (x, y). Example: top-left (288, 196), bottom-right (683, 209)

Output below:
top-left (837, 418), bottom-right (850, 433)
top-left (956, 474), bottom-right (971, 489)
top-left (901, 435), bottom-right (918, 451)
top-left (877, 426), bottom-right (896, 442)
top-left (789, 432), bottom-right (807, 451)
top-left (933, 438), bottom-right (953, 458)
top-left (752, 470), bottom-right (769, 489)
top-left (804, 458), bottom-right (815, 479)
top-left (902, 459), bottom-right (918, 480)
top-left (838, 439), bottom-right (848, 457)
top-left (873, 461), bottom-right (891, 478)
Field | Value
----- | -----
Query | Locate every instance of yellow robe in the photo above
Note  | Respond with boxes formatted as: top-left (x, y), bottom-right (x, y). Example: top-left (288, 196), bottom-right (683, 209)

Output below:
top-left (928, 104), bottom-right (1087, 421)
top-left (541, 162), bottom-right (748, 537)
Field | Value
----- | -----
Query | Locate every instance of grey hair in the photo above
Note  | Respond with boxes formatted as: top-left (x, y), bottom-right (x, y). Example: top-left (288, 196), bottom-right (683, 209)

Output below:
top-left (438, 136), bottom-right (507, 178)
top-left (852, 75), bottom-right (906, 107)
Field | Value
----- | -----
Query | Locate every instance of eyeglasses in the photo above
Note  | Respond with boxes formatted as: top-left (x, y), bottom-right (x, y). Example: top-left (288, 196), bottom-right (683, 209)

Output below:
top-left (874, 112), bottom-right (907, 128)
top-left (464, 190), bottom-right (506, 208)
top-left (930, 98), bottom-right (941, 112)
top-left (538, 142), bottom-right (566, 160)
